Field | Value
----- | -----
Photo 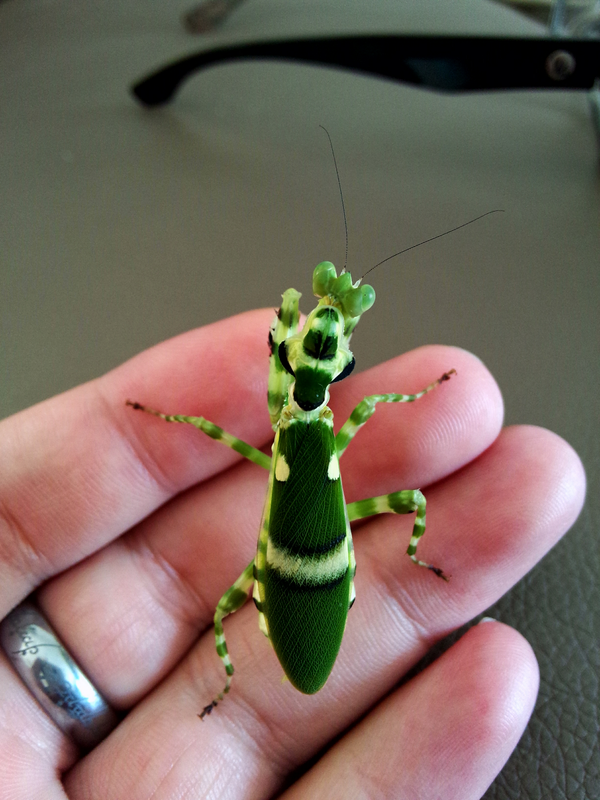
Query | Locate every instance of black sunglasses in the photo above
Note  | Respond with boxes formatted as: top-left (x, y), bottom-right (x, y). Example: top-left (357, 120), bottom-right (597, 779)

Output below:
top-left (131, 34), bottom-right (599, 107)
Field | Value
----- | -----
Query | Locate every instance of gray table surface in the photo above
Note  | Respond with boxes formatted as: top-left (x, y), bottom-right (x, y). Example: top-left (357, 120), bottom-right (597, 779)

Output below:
top-left (1, 0), bottom-right (598, 797)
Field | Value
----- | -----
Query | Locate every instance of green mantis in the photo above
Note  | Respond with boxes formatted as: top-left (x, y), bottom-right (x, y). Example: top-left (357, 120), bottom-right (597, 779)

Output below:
top-left (128, 259), bottom-right (453, 718)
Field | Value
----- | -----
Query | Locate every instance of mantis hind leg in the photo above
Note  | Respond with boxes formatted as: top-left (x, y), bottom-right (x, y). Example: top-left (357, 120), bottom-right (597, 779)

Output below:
top-left (199, 559), bottom-right (255, 719)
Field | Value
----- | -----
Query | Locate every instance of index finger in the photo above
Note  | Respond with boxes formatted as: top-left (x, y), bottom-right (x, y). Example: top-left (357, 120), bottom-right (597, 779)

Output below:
top-left (0, 309), bottom-right (274, 616)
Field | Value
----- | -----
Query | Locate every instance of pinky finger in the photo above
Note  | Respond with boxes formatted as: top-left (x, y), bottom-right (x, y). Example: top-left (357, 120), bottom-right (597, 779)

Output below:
top-left (281, 620), bottom-right (539, 800)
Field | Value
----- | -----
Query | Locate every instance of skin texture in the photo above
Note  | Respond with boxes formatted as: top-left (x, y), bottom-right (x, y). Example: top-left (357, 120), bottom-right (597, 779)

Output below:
top-left (0, 308), bottom-right (586, 800)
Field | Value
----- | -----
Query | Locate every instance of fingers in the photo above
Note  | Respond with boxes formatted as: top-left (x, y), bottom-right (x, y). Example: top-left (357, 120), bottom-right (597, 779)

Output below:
top-left (1, 309), bottom-right (584, 800)
top-left (279, 622), bottom-right (539, 800)
top-left (0, 309), bottom-right (274, 615)
top-left (36, 345), bottom-right (500, 708)
top-left (64, 425), bottom-right (584, 800)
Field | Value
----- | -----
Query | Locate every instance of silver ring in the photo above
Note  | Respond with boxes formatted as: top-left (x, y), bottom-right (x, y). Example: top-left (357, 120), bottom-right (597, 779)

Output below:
top-left (0, 600), bottom-right (119, 751)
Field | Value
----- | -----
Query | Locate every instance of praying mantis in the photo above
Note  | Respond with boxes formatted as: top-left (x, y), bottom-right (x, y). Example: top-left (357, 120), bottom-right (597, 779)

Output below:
top-left (128, 135), bottom-right (501, 717)
top-left (128, 259), bottom-right (453, 718)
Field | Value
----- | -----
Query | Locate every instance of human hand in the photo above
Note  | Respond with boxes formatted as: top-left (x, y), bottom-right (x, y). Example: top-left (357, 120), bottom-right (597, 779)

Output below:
top-left (0, 308), bottom-right (585, 799)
